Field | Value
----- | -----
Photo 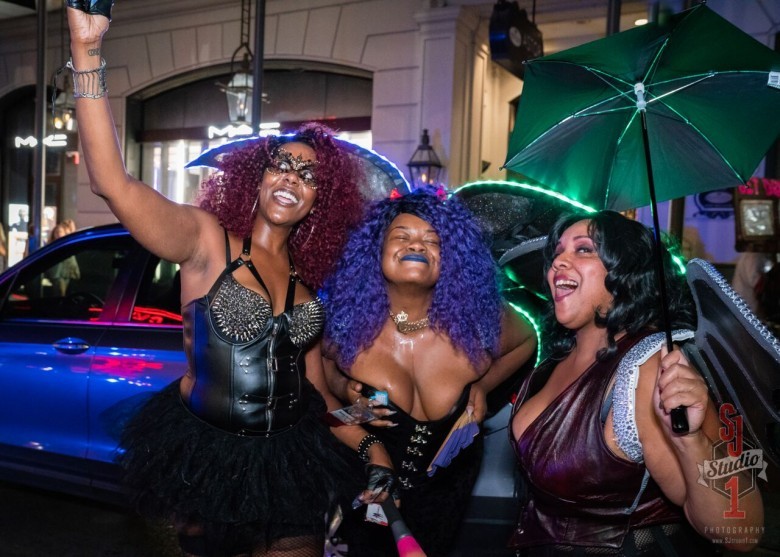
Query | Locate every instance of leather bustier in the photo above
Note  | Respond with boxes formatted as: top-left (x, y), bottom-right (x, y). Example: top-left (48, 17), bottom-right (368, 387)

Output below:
top-left (181, 233), bottom-right (324, 436)
top-left (510, 332), bottom-right (684, 550)
top-left (360, 381), bottom-right (474, 490)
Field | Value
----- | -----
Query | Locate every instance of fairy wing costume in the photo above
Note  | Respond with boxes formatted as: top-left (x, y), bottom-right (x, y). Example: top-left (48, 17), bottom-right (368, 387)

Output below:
top-left (681, 258), bottom-right (780, 467)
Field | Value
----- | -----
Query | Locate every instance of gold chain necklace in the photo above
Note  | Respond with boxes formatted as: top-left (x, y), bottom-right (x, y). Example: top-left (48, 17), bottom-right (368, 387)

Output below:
top-left (389, 309), bottom-right (429, 334)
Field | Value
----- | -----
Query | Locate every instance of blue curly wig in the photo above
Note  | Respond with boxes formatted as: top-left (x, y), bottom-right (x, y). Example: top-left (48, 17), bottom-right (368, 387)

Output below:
top-left (323, 187), bottom-right (503, 370)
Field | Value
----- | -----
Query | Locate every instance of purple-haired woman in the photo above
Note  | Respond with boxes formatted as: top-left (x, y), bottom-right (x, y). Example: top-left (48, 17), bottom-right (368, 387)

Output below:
top-left (66, 5), bottom-right (381, 556)
top-left (322, 187), bottom-right (538, 557)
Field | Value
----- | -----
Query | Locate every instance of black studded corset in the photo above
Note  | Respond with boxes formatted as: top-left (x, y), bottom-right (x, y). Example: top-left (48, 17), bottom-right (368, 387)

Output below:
top-left (181, 232), bottom-right (324, 436)
top-left (358, 380), bottom-right (473, 489)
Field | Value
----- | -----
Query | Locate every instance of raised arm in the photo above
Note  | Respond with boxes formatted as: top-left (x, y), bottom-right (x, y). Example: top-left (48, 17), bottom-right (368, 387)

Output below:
top-left (66, 6), bottom-right (210, 265)
top-left (638, 347), bottom-right (764, 551)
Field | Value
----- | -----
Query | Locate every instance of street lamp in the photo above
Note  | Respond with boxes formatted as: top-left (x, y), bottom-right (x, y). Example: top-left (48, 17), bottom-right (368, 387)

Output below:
top-left (51, 7), bottom-right (77, 132)
top-left (407, 129), bottom-right (443, 189)
top-left (223, 0), bottom-right (254, 124)
top-left (225, 63), bottom-right (253, 124)
top-left (52, 76), bottom-right (77, 131)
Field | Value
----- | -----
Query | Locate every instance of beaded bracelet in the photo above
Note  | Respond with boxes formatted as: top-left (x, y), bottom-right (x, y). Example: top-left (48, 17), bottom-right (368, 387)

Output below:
top-left (67, 57), bottom-right (108, 99)
top-left (357, 434), bottom-right (383, 463)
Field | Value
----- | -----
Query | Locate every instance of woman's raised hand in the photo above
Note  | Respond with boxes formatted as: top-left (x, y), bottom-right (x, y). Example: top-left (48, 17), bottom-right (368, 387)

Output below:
top-left (67, 0), bottom-right (114, 19)
top-left (66, 1), bottom-right (111, 46)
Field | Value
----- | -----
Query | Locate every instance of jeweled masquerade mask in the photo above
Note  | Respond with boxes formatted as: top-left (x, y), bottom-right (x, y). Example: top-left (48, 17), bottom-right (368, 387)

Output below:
top-left (185, 134), bottom-right (410, 200)
top-left (266, 148), bottom-right (319, 189)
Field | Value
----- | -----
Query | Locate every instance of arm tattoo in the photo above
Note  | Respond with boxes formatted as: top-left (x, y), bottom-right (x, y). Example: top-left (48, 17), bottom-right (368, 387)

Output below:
top-left (88, 48), bottom-right (101, 57)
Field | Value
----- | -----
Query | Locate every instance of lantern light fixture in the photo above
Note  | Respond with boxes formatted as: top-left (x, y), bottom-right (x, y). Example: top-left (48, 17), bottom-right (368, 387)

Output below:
top-left (52, 75), bottom-right (77, 131)
top-left (50, 5), bottom-right (77, 132)
top-left (223, 0), bottom-right (254, 124)
top-left (407, 129), bottom-right (444, 189)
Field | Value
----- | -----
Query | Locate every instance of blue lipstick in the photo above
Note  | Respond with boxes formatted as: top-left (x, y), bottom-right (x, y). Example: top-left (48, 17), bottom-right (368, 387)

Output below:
top-left (401, 254), bottom-right (428, 264)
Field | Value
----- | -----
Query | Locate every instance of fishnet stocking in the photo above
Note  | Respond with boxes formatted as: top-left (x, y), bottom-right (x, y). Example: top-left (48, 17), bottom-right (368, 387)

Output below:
top-left (256, 535), bottom-right (323, 557)
top-left (174, 516), bottom-right (322, 557)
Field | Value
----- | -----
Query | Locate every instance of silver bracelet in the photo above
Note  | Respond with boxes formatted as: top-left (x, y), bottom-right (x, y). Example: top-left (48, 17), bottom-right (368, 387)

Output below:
top-left (357, 434), bottom-right (383, 463)
top-left (66, 57), bottom-right (108, 99)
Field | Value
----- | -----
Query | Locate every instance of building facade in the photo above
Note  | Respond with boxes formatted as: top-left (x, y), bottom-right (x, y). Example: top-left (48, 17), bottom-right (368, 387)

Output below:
top-left (0, 0), bottom-right (776, 265)
top-left (0, 0), bottom-right (527, 235)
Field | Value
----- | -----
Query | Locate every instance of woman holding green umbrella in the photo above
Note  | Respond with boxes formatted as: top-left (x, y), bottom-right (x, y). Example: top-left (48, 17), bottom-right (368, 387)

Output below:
top-left (509, 211), bottom-right (764, 555)
top-left (504, 3), bottom-right (780, 435)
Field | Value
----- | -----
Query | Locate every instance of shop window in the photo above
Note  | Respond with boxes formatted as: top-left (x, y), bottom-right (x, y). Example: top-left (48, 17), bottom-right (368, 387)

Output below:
top-left (130, 66), bottom-right (372, 203)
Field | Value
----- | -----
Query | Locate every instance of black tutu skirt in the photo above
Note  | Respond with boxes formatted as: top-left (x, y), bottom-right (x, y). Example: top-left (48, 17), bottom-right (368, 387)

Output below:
top-left (118, 379), bottom-right (358, 548)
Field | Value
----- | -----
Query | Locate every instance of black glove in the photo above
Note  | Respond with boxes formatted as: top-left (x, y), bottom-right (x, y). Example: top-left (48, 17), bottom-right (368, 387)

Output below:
top-left (365, 463), bottom-right (399, 501)
top-left (66, 0), bottom-right (115, 21)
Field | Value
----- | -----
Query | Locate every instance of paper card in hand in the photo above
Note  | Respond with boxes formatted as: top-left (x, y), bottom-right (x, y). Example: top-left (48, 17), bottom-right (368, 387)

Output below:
top-left (326, 403), bottom-right (378, 426)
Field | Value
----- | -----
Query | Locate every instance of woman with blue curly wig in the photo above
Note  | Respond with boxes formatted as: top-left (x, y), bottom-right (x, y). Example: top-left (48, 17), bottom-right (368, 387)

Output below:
top-left (322, 187), bottom-right (537, 557)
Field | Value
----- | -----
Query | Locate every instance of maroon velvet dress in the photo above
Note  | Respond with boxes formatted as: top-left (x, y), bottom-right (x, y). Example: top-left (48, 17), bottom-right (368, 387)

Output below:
top-left (510, 332), bottom-right (716, 556)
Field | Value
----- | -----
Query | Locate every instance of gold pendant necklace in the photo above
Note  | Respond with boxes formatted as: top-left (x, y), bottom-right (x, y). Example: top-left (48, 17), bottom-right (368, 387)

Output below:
top-left (389, 309), bottom-right (429, 334)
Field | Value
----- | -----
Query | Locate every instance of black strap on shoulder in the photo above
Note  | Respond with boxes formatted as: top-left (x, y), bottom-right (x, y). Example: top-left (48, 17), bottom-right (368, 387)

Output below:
top-left (223, 228), bottom-right (231, 266)
top-left (284, 255), bottom-right (297, 311)
top-left (228, 238), bottom-right (298, 312)
top-left (223, 236), bottom-right (271, 299)
top-left (243, 262), bottom-right (271, 300)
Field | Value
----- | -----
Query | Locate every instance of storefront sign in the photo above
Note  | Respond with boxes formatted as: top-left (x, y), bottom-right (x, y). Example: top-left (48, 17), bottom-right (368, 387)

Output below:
top-left (14, 134), bottom-right (70, 148)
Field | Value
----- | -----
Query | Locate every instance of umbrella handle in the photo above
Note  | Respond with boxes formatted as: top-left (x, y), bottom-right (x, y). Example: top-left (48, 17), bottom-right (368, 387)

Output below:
top-left (670, 407), bottom-right (688, 433)
top-left (663, 329), bottom-right (689, 433)
top-left (641, 109), bottom-right (689, 435)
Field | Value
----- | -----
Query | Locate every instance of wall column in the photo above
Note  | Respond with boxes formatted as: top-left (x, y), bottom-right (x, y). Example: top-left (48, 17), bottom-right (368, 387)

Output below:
top-left (413, 6), bottom-right (481, 188)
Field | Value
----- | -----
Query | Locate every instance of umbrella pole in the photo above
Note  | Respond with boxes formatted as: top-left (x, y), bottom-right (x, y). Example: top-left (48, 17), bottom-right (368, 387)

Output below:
top-left (640, 109), bottom-right (690, 434)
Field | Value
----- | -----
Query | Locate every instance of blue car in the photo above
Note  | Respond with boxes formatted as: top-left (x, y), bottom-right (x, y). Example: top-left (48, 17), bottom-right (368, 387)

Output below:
top-left (0, 224), bottom-right (186, 503)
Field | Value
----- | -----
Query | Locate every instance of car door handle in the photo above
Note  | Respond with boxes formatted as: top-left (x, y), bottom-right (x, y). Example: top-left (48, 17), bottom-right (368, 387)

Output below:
top-left (53, 337), bottom-right (91, 354)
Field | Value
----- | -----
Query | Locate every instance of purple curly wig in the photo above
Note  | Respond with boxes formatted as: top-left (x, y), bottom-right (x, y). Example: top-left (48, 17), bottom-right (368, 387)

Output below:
top-left (196, 123), bottom-right (365, 289)
top-left (323, 187), bottom-right (503, 370)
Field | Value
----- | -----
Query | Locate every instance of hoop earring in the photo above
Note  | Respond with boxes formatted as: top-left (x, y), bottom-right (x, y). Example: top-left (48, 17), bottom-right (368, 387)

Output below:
top-left (295, 218), bottom-right (316, 248)
top-left (251, 190), bottom-right (259, 216)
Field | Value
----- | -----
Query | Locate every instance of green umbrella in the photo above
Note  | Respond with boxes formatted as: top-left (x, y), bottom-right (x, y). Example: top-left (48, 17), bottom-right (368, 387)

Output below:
top-left (504, 3), bottom-right (780, 432)
top-left (505, 3), bottom-right (780, 212)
